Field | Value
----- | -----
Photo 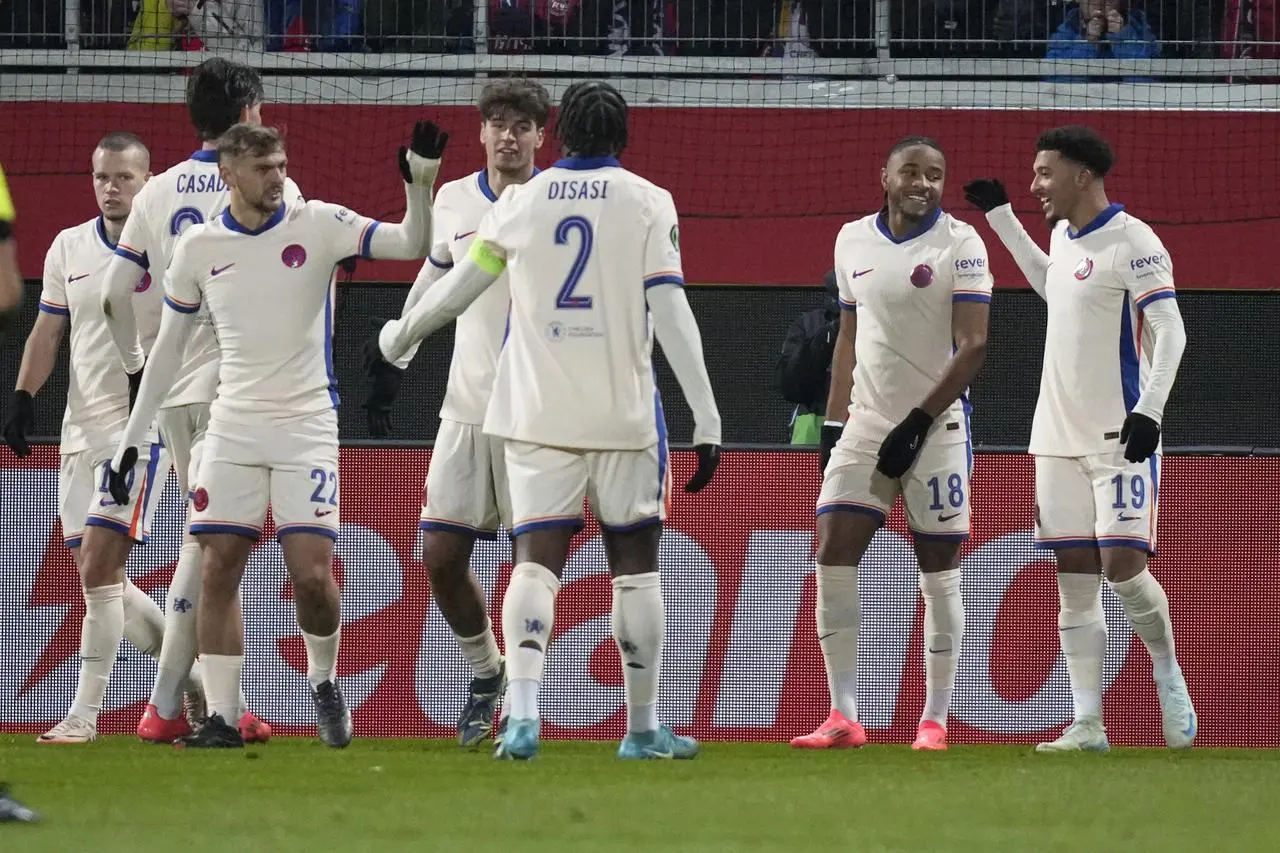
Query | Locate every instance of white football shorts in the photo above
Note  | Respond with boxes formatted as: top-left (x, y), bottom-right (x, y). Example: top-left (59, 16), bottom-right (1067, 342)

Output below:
top-left (420, 419), bottom-right (510, 539)
top-left (60, 440), bottom-right (168, 549)
top-left (1034, 451), bottom-right (1161, 554)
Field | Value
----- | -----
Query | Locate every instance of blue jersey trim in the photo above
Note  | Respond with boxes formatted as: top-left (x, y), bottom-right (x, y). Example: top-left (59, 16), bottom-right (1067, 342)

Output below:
top-left (189, 149), bottom-right (219, 163)
top-left (553, 156), bottom-right (622, 171)
top-left (1067, 202), bottom-right (1125, 240)
top-left (95, 216), bottom-right (117, 250)
top-left (164, 295), bottom-right (201, 314)
top-left (875, 206), bottom-right (942, 244)
top-left (1119, 300), bottom-right (1141, 413)
top-left (643, 274), bottom-right (684, 289)
top-left (952, 292), bottom-right (992, 303)
top-left (221, 203), bottom-right (285, 236)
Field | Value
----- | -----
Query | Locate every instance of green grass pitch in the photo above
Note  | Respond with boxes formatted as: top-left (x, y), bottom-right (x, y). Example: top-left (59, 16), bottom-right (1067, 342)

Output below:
top-left (3, 735), bottom-right (1278, 853)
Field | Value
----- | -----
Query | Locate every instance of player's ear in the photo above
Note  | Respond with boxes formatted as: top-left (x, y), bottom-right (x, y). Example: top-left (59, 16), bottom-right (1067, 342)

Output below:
top-left (535, 127), bottom-right (546, 149)
top-left (880, 166), bottom-right (888, 192)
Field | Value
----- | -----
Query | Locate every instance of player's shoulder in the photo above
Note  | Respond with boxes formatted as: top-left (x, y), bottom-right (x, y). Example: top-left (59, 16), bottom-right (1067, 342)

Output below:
top-left (54, 217), bottom-right (99, 249)
top-left (436, 172), bottom-right (476, 204)
top-left (938, 211), bottom-right (983, 243)
top-left (836, 212), bottom-right (878, 245)
top-left (1113, 210), bottom-right (1166, 250)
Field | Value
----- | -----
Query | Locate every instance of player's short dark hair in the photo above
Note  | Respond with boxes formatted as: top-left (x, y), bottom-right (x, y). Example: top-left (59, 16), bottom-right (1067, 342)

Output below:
top-left (555, 81), bottom-right (629, 158)
top-left (1036, 125), bottom-right (1115, 177)
top-left (478, 78), bottom-right (552, 129)
top-left (96, 131), bottom-right (149, 157)
top-left (217, 124), bottom-right (284, 162)
top-left (887, 135), bottom-right (945, 162)
top-left (187, 58), bottom-right (265, 142)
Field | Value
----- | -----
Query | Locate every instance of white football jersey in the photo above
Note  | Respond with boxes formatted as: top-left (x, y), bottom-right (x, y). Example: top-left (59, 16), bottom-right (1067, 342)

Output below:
top-left (163, 197), bottom-right (380, 427)
top-left (834, 209), bottom-right (993, 445)
top-left (39, 217), bottom-right (133, 454)
top-left (114, 150), bottom-right (302, 408)
top-left (424, 169), bottom-right (520, 425)
top-left (1031, 204), bottom-right (1176, 457)
top-left (476, 156), bottom-right (684, 450)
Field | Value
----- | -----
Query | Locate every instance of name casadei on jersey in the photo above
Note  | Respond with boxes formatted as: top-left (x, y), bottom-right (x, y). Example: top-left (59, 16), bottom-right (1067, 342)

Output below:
top-left (834, 208), bottom-right (993, 444)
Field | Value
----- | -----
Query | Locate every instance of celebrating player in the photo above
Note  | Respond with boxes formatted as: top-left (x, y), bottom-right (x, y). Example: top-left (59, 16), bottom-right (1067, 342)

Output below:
top-left (364, 78), bottom-right (551, 747)
top-left (100, 57), bottom-right (286, 744)
top-left (369, 81), bottom-right (721, 761)
top-left (964, 125), bottom-right (1195, 751)
top-left (0, 159), bottom-right (20, 337)
top-left (791, 137), bottom-right (992, 752)
top-left (108, 120), bottom-right (447, 748)
top-left (2, 133), bottom-right (193, 744)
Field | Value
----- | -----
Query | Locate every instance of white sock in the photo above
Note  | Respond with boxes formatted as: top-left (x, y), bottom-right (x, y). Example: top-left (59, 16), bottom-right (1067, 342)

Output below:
top-left (200, 653), bottom-right (243, 724)
top-left (68, 583), bottom-right (125, 723)
top-left (456, 620), bottom-right (503, 680)
top-left (122, 577), bottom-right (165, 659)
top-left (815, 563), bottom-right (860, 722)
top-left (919, 569), bottom-right (963, 728)
top-left (1109, 569), bottom-right (1180, 682)
top-left (501, 562), bottom-right (560, 721)
top-left (1057, 572), bottom-right (1106, 722)
top-left (612, 572), bottom-right (664, 734)
top-left (150, 541), bottom-right (202, 719)
top-left (303, 627), bottom-right (341, 688)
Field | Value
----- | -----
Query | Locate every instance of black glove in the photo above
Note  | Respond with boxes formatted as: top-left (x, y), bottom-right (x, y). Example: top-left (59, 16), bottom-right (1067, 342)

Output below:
top-left (963, 178), bottom-right (1010, 213)
top-left (1120, 412), bottom-right (1160, 463)
top-left (107, 446), bottom-right (138, 506)
top-left (397, 120), bottom-right (449, 184)
top-left (3, 390), bottom-right (34, 457)
top-left (876, 408), bottom-right (935, 479)
top-left (126, 363), bottom-right (144, 411)
top-left (820, 420), bottom-right (842, 473)
top-left (684, 444), bottom-right (720, 493)
top-left (362, 331), bottom-right (405, 438)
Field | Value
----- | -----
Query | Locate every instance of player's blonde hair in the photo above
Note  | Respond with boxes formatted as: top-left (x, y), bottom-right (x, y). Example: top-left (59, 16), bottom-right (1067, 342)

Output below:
top-left (216, 123), bottom-right (284, 162)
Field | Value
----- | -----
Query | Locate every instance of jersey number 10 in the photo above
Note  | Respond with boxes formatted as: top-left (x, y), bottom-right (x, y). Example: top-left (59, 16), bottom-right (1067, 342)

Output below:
top-left (554, 216), bottom-right (593, 310)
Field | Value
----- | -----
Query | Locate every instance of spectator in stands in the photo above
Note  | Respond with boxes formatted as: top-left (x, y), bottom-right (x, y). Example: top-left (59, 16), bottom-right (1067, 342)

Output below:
top-left (486, 0), bottom-right (609, 55)
top-left (775, 270), bottom-right (840, 446)
top-left (1047, 0), bottom-right (1162, 69)
top-left (169, 0), bottom-right (265, 51)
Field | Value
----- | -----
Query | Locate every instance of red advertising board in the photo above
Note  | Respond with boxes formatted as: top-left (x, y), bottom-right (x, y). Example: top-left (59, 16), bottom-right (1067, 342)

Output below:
top-left (3, 104), bottom-right (1277, 289)
top-left (1, 447), bottom-right (1276, 747)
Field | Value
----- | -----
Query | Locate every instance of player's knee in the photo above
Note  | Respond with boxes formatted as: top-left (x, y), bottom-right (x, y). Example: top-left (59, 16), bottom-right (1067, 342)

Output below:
top-left (422, 533), bottom-right (473, 584)
top-left (914, 540), bottom-right (962, 574)
top-left (815, 513), bottom-right (877, 567)
top-left (77, 528), bottom-right (131, 587)
top-left (290, 566), bottom-right (338, 609)
top-left (1101, 547), bottom-right (1147, 583)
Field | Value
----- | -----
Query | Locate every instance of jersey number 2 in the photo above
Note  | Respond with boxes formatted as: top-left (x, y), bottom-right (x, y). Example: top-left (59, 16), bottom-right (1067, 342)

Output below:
top-left (554, 216), bottom-right (593, 310)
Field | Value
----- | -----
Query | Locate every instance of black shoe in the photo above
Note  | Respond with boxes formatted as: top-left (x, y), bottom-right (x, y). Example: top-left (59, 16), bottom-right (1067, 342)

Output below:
top-left (458, 660), bottom-right (506, 748)
top-left (0, 784), bottom-right (39, 823)
top-left (177, 713), bottom-right (244, 749)
top-left (311, 680), bottom-right (353, 749)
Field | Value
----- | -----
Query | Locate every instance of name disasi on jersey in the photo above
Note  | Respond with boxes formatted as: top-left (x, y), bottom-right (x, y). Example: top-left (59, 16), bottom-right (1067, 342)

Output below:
top-left (546, 178), bottom-right (609, 201)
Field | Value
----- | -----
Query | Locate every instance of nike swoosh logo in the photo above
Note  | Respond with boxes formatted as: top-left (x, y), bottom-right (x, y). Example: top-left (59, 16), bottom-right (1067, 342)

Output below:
top-left (314, 508), bottom-right (335, 518)
top-left (938, 513), bottom-right (961, 522)
top-left (99, 497), bottom-right (117, 506)
top-left (850, 268), bottom-right (874, 278)
top-left (454, 230), bottom-right (476, 241)
top-left (1117, 514), bottom-right (1141, 522)
top-left (1183, 714), bottom-right (1197, 739)
top-left (210, 264), bottom-right (234, 276)
top-left (67, 274), bottom-right (90, 283)
top-left (642, 749), bottom-right (674, 758)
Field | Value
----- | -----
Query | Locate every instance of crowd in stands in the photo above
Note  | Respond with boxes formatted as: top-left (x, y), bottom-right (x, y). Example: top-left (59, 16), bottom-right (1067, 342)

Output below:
top-left (0, 1), bottom-right (1272, 61)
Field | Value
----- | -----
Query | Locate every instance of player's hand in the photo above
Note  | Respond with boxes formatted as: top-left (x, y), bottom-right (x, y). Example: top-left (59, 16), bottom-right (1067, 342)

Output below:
top-left (362, 331), bottom-right (405, 438)
top-left (107, 447), bottom-right (138, 506)
top-left (1120, 412), bottom-right (1160, 463)
top-left (876, 408), bottom-right (934, 480)
top-left (3, 390), bottom-right (34, 457)
top-left (1106, 9), bottom-right (1125, 34)
top-left (963, 178), bottom-right (1010, 213)
top-left (126, 362), bottom-right (144, 411)
top-left (684, 444), bottom-right (720, 493)
top-left (820, 420), bottom-right (842, 473)
top-left (398, 120), bottom-right (449, 186)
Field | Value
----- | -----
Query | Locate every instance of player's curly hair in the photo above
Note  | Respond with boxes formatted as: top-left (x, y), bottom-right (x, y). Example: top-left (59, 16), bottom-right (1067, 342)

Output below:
top-left (479, 78), bottom-right (552, 129)
top-left (887, 135), bottom-right (945, 161)
top-left (555, 81), bottom-right (629, 159)
top-left (217, 124), bottom-right (284, 162)
top-left (187, 58), bottom-right (265, 142)
top-left (1036, 126), bottom-right (1115, 177)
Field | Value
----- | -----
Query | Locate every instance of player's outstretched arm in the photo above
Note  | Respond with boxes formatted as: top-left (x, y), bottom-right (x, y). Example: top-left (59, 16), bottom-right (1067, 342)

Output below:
top-left (964, 178), bottom-right (1049, 297)
top-left (388, 250), bottom-right (452, 371)
top-left (646, 282), bottom-right (723, 491)
top-left (99, 253), bottom-right (149, 375)
top-left (377, 245), bottom-right (502, 366)
top-left (107, 302), bottom-right (195, 503)
top-left (364, 121), bottom-right (449, 262)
